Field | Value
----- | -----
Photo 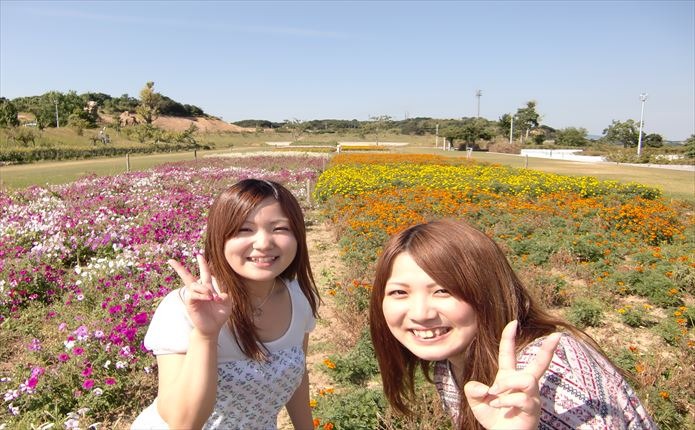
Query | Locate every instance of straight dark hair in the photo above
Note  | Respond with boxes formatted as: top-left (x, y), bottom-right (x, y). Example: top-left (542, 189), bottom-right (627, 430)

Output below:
top-left (205, 179), bottom-right (319, 361)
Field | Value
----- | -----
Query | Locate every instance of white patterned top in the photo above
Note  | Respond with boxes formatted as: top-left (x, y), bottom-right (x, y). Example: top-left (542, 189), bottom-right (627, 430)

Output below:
top-left (130, 278), bottom-right (315, 430)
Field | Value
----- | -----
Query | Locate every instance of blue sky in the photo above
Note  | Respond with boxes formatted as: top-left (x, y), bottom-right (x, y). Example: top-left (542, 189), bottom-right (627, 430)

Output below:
top-left (1, 0), bottom-right (693, 140)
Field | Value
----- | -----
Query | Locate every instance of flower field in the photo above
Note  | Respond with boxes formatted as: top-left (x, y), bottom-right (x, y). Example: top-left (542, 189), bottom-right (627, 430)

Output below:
top-left (1, 152), bottom-right (693, 429)
top-left (311, 154), bottom-right (694, 429)
top-left (0, 153), bottom-right (327, 429)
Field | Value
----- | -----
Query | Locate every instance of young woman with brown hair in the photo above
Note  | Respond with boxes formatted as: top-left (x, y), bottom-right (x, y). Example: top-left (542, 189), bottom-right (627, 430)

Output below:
top-left (132, 179), bottom-right (320, 429)
top-left (369, 219), bottom-right (655, 430)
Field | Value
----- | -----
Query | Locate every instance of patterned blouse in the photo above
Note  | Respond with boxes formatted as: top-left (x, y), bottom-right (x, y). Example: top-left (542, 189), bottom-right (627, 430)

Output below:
top-left (434, 333), bottom-right (657, 429)
top-left (130, 279), bottom-right (315, 430)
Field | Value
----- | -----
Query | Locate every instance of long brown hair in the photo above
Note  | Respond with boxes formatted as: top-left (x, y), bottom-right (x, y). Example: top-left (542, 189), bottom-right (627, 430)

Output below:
top-left (204, 179), bottom-right (320, 361)
top-left (369, 219), bottom-right (607, 430)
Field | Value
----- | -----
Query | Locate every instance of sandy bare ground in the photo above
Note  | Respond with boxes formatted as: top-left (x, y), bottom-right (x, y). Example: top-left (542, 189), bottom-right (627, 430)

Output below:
top-left (277, 214), bottom-right (343, 429)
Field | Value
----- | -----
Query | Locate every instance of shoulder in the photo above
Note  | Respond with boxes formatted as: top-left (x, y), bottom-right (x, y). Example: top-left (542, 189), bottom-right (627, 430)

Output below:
top-left (143, 288), bottom-right (193, 354)
top-left (520, 334), bottom-right (656, 428)
top-left (285, 278), bottom-right (316, 332)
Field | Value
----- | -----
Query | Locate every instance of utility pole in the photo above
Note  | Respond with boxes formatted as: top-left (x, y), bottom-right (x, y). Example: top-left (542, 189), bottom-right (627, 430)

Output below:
top-left (435, 123), bottom-right (439, 148)
top-left (509, 116), bottom-right (514, 145)
top-left (54, 99), bottom-right (59, 128)
top-left (475, 90), bottom-right (482, 118)
top-left (637, 93), bottom-right (648, 156)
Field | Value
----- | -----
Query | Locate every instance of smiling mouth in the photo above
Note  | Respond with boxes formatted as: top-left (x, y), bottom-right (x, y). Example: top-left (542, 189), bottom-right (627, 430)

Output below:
top-left (248, 256), bottom-right (278, 263)
top-left (411, 327), bottom-right (451, 340)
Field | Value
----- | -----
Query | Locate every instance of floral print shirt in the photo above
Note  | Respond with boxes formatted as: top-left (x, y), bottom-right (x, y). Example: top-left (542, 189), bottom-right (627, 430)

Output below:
top-left (434, 334), bottom-right (657, 429)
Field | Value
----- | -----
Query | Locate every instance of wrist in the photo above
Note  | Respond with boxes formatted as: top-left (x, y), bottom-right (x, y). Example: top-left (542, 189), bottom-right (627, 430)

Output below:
top-left (190, 328), bottom-right (219, 344)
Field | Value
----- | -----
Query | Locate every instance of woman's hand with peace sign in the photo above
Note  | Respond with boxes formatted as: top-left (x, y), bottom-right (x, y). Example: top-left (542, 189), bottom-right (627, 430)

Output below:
top-left (168, 255), bottom-right (233, 338)
top-left (463, 320), bottom-right (561, 430)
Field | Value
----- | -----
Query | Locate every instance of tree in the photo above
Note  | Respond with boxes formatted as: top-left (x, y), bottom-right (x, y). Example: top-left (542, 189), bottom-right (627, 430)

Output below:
top-left (515, 101), bottom-right (541, 144)
top-left (498, 113), bottom-right (514, 139)
top-left (137, 81), bottom-right (161, 125)
top-left (363, 115), bottom-right (392, 145)
top-left (0, 97), bottom-right (20, 127)
top-left (684, 135), bottom-right (695, 159)
top-left (603, 119), bottom-right (639, 148)
top-left (283, 118), bottom-right (305, 142)
top-left (555, 127), bottom-right (588, 147)
top-left (644, 133), bottom-right (663, 148)
top-left (441, 119), bottom-right (492, 150)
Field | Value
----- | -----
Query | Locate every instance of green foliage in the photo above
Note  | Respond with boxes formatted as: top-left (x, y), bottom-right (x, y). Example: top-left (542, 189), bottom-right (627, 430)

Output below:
top-left (603, 119), bottom-right (639, 148)
top-left (684, 135), bottom-right (695, 158)
top-left (567, 299), bottom-right (604, 328)
top-left (0, 97), bottom-right (20, 127)
top-left (136, 81), bottom-right (161, 125)
top-left (555, 127), bottom-right (588, 147)
top-left (4, 127), bottom-right (40, 147)
top-left (618, 306), bottom-right (654, 328)
top-left (325, 329), bottom-right (379, 386)
top-left (644, 133), bottom-right (664, 148)
top-left (313, 387), bottom-right (386, 430)
top-left (515, 101), bottom-right (541, 142)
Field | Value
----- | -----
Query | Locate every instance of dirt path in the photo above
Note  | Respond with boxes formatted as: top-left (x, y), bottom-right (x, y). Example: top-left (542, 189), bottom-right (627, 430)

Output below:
top-left (277, 213), bottom-right (343, 429)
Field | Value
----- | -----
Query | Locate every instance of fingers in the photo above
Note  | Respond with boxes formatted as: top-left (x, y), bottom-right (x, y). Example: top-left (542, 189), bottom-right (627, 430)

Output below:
top-left (497, 320), bottom-right (519, 371)
top-left (463, 381), bottom-right (491, 407)
top-left (167, 258), bottom-right (197, 285)
top-left (197, 254), bottom-right (212, 285)
top-left (524, 332), bottom-right (561, 380)
top-left (187, 278), bottom-right (219, 302)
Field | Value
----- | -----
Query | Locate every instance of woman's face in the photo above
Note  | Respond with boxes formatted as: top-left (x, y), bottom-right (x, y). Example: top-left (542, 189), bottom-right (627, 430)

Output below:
top-left (382, 252), bottom-right (478, 363)
top-left (223, 197), bottom-right (297, 290)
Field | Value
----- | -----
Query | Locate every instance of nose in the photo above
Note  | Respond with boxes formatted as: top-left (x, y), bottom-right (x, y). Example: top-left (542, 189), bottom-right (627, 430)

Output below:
top-left (408, 295), bottom-right (437, 322)
top-left (252, 229), bottom-right (274, 250)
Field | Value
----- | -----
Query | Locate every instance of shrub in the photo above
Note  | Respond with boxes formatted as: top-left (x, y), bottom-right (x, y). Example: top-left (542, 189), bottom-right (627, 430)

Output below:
top-left (567, 299), bottom-right (604, 328)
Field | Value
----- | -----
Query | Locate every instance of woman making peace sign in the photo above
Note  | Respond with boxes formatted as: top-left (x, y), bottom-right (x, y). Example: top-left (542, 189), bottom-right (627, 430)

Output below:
top-left (369, 219), bottom-right (656, 429)
top-left (132, 179), bottom-right (319, 429)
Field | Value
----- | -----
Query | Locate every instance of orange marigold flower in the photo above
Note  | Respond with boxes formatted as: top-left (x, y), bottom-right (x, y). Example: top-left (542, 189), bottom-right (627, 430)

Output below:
top-left (313, 418), bottom-right (320, 428)
top-left (323, 423), bottom-right (334, 430)
top-left (635, 362), bottom-right (645, 374)
top-left (628, 346), bottom-right (638, 353)
top-left (323, 358), bottom-right (336, 369)
top-left (659, 391), bottom-right (669, 399)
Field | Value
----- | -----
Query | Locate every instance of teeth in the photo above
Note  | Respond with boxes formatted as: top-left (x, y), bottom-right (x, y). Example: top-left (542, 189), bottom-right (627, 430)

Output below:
top-left (412, 328), bottom-right (448, 339)
top-left (250, 257), bottom-right (276, 263)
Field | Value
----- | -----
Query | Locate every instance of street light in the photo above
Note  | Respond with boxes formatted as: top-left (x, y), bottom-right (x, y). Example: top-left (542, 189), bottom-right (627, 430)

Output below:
top-left (636, 93), bottom-right (648, 156)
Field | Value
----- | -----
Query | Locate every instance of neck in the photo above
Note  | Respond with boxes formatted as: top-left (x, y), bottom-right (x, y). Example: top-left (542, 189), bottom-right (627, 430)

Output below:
top-left (248, 278), bottom-right (278, 300)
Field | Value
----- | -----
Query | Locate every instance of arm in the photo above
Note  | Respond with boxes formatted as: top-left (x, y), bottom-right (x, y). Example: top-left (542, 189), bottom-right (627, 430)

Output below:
top-left (285, 334), bottom-right (313, 429)
top-left (155, 256), bottom-right (232, 429)
top-left (155, 330), bottom-right (219, 429)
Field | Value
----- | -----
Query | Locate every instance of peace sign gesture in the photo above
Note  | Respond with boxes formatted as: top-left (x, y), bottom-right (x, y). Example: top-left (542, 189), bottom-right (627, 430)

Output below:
top-left (464, 320), bottom-right (561, 430)
top-left (168, 255), bottom-right (233, 338)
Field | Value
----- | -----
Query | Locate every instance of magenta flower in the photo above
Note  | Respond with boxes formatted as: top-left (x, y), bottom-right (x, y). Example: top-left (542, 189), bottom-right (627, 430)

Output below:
top-left (104, 377), bottom-right (116, 385)
top-left (133, 312), bottom-right (148, 326)
top-left (58, 353), bottom-right (70, 362)
top-left (82, 379), bottom-right (95, 390)
top-left (73, 347), bottom-right (84, 356)
top-left (81, 367), bottom-right (93, 377)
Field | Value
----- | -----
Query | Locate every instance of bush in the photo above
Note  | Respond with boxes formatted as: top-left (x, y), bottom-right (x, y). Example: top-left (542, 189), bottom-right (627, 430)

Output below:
top-left (567, 299), bottom-right (604, 328)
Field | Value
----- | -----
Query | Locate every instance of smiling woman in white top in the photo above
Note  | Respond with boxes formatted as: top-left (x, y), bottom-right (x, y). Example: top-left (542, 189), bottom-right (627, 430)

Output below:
top-left (131, 179), bottom-right (320, 430)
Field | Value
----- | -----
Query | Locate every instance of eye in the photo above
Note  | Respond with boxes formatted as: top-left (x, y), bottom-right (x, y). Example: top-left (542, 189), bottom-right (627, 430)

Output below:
top-left (434, 288), bottom-right (451, 296)
top-left (385, 289), bottom-right (407, 297)
top-left (273, 225), bottom-right (291, 232)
